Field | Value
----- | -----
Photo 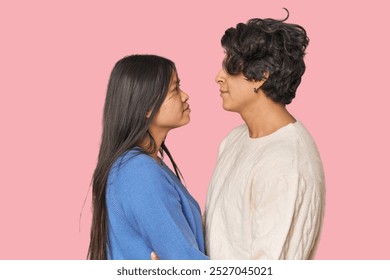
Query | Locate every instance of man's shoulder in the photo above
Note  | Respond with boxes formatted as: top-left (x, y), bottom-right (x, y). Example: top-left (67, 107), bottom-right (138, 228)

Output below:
top-left (223, 124), bottom-right (247, 141)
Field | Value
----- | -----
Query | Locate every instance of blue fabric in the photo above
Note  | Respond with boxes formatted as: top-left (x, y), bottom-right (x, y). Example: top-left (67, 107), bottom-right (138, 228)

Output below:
top-left (106, 149), bottom-right (208, 260)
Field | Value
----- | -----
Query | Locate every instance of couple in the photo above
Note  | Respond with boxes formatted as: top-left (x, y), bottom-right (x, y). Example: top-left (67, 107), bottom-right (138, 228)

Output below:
top-left (88, 13), bottom-right (325, 260)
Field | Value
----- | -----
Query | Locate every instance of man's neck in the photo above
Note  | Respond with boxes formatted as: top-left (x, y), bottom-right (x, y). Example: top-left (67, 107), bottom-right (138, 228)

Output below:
top-left (240, 95), bottom-right (296, 138)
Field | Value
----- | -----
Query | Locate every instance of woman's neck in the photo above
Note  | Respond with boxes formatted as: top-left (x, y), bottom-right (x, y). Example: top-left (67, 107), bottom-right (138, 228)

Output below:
top-left (140, 127), bottom-right (168, 163)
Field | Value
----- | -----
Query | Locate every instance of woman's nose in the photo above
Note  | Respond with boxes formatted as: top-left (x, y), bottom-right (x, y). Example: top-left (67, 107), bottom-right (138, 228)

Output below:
top-left (181, 90), bottom-right (189, 102)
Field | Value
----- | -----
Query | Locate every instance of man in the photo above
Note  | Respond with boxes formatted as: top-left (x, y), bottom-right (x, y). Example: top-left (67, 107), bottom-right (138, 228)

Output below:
top-left (204, 12), bottom-right (325, 259)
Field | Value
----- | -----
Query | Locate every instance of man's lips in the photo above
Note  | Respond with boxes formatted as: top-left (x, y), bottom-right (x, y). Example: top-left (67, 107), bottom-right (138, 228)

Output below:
top-left (220, 90), bottom-right (228, 95)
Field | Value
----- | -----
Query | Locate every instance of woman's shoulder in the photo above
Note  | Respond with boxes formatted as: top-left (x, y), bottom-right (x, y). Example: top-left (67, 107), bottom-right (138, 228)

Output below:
top-left (117, 147), bottom-right (163, 166)
top-left (109, 149), bottom-right (166, 184)
top-left (107, 149), bottom-right (178, 204)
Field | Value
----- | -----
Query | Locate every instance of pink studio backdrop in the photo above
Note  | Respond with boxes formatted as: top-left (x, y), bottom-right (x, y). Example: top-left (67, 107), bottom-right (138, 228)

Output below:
top-left (1, 0), bottom-right (389, 259)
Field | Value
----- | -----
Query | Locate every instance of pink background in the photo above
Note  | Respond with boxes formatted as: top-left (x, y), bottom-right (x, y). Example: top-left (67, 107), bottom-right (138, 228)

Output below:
top-left (1, 0), bottom-right (389, 259)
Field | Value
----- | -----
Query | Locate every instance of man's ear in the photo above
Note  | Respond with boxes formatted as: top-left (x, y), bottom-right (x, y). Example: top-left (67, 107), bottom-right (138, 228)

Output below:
top-left (254, 72), bottom-right (269, 92)
top-left (263, 71), bottom-right (269, 80)
top-left (258, 71), bottom-right (269, 85)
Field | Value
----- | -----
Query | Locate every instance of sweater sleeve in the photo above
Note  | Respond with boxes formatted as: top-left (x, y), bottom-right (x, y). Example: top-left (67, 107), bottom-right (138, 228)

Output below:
top-left (110, 155), bottom-right (208, 260)
top-left (250, 173), bottom-right (323, 259)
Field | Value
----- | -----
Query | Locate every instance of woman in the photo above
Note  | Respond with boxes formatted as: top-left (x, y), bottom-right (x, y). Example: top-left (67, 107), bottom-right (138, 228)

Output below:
top-left (88, 55), bottom-right (208, 260)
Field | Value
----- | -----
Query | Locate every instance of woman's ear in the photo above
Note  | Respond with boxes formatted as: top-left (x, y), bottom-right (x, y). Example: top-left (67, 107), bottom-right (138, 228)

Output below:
top-left (146, 110), bottom-right (152, 119)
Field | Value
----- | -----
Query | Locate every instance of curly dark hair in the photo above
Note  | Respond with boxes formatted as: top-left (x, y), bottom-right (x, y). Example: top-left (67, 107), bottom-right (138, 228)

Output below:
top-left (221, 9), bottom-right (309, 104)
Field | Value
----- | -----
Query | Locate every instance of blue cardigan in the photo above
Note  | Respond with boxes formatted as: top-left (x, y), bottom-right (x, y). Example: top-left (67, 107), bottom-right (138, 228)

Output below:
top-left (106, 149), bottom-right (208, 260)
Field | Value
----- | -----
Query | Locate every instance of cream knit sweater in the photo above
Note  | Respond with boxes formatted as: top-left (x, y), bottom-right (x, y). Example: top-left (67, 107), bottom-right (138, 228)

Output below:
top-left (205, 121), bottom-right (325, 259)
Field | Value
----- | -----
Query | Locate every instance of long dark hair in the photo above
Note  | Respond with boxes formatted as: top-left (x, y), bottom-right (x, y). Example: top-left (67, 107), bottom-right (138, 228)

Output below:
top-left (88, 55), bottom-right (182, 259)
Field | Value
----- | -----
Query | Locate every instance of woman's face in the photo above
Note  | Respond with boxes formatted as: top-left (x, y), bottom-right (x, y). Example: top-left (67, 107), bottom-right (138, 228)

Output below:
top-left (150, 72), bottom-right (190, 132)
top-left (215, 68), bottom-right (258, 113)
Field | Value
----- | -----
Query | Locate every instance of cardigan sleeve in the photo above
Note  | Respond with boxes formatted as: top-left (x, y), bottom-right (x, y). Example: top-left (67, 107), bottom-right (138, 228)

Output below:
top-left (110, 155), bottom-right (208, 260)
top-left (250, 173), bottom-right (323, 259)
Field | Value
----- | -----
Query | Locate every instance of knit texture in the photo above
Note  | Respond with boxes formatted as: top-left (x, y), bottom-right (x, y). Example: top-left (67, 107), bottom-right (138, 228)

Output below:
top-left (205, 121), bottom-right (325, 259)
